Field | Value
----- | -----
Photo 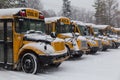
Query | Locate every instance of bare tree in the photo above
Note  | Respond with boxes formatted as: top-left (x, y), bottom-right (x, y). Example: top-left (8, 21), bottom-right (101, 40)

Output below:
top-left (62, 0), bottom-right (71, 18)
top-left (70, 6), bottom-right (95, 23)
top-left (105, 0), bottom-right (119, 26)
top-left (93, 0), bottom-right (107, 24)
top-left (114, 11), bottom-right (120, 27)
top-left (26, 0), bottom-right (43, 10)
top-left (0, 0), bottom-right (6, 8)
top-left (0, 0), bottom-right (15, 8)
top-left (93, 0), bottom-right (119, 26)
top-left (0, 0), bottom-right (43, 11)
top-left (42, 9), bottom-right (56, 18)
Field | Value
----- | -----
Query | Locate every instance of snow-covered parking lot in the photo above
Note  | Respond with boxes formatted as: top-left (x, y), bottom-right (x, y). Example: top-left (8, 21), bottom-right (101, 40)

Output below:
top-left (1, 48), bottom-right (120, 80)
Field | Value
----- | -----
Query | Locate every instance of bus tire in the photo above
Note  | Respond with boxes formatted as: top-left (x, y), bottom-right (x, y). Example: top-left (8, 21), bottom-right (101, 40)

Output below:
top-left (102, 47), bottom-right (108, 51)
top-left (112, 42), bottom-right (116, 48)
top-left (21, 53), bottom-right (38, 74)
top-left (115, 43), bottom-right (119, 49)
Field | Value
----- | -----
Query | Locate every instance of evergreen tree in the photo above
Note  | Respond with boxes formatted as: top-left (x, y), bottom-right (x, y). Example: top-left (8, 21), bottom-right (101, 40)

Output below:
top-left (0, 0), bottom-right (43, 11)
top-left (93, 0), bottom-right (119, 26)
top-left (62, 0), bottom-right (71, 18)
top-left (93, 0), bottom-right (107, 24)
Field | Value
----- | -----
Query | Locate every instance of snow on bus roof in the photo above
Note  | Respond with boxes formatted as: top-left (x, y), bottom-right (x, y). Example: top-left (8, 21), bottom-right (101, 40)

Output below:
top-left (84, 23), bottom-right (96, 27)
top-left (45, 16), bottom-right (69, 23)
top-left (92, 25), bottom-right (110, 29)
top-left (71, 20), bottom-right (85, 26)
top-left (0, 8), bottom-right (40, 17)
top-left (114, 28), bottom-right (120, 31)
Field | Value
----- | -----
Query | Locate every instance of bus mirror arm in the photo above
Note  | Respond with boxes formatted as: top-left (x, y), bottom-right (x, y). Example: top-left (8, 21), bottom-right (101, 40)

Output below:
top-left (50, 32), bottom-right (57, 38)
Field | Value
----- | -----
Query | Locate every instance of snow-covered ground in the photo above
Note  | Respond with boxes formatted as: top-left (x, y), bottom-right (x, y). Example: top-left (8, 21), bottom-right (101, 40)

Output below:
top-left (1, 48), bottom-right (120, 80)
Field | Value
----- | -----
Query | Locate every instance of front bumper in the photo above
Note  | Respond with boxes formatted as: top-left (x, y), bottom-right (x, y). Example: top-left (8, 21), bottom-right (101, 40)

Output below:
top-left (38, 53), bottom-right (69, 64)
top-left (81, 48), bottom-right (90, 54)
top-left (115, 42), bottom-right (120, 47)
top-left (102, 45), bottom-right (110, 50)
top-left (116, 42), bottom-right (120, 46)
top-left (70, 50), bottom-right (83, 56)
top-left (90, 47), bottom-right (99, 52)
top-left (110, 41), bottom-right (120, 48)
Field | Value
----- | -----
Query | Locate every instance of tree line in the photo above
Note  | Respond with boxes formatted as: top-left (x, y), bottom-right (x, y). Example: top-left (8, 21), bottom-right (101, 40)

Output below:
top-left (0, 0), bottom-right (120, 27)
top-left (62, 0), bottom-right (120, 27)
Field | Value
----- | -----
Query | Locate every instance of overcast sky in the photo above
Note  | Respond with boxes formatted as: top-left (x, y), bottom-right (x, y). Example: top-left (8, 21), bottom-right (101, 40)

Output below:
top-left (41, 0), bottom-right (95, 13)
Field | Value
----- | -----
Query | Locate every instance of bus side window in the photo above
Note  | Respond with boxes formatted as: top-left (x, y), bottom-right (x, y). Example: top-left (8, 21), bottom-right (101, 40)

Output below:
top-left (7, 22), bottom-right (13, 41)
top-left (0, 22), bottom-right (4, 62)
top-left (0, 22), bottom-right (4, 40)
top-left (75, 27), bottom-right (79, 33)
top-left (46, 24), bottom-right (52, 35)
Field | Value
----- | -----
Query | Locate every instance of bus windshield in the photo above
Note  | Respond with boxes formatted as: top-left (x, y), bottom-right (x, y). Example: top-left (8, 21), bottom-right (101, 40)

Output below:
top-left (15, 18), bottom-right (46, 34)
top-left (93, 28), bottom-right (100, 36)
top-left (93, 28), bottom-right (99, 32)
top-left (78, 25), bottom-right (89, 36)
top-left (56, 24), bottom-right (72, 33)
top-left (107, 30), bottom-right (114, 35)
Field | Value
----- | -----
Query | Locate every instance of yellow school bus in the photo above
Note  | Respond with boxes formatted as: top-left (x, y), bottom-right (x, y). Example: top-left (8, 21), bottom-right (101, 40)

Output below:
top-left (113, 28), bottom-right (120, 45)
top-left (92, 25), bottom-right (119, 48)
top-left (108, 27), bottom-right (120, 48)
top-left (72, 21), bottom-right (99, 54)
top-left (45, 17), bottom-right (88, 58)
top-left (113, 28), bottom-right (120, 36)
top-left (85, 23), bottom-right (110, 51)
top-left (0, 8), bottom-right (69, 74)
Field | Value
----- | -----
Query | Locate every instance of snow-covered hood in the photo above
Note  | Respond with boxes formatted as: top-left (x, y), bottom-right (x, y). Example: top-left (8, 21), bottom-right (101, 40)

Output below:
top-left (94, 37), bottom-right (101, 40)
top-left (77, 36), bottom-right (87, 41)
top-left (87, 39), bottom-right (97, 44)
top-left (24, 33), bottom-right (53, 41)
top-left (24, 33), bottom-right (64, 43)
top-left (85, 36), bottom-right (95, 40)
top-left (22, 42), bottom-right (67, 55)
top-left (98, 35), bottom-right (118, 41)
top-left (61, 33), bottom-right (87, 41)
top-left (109, 35), bottom-right (118, 38)
top-left (60, 33), bottom-right (73, 38)
top-left (98, 35), bottom-right (108, 39)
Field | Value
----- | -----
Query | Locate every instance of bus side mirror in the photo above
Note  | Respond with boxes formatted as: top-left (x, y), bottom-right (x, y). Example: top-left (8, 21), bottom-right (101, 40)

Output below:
top-left (94, 32), bottom-right (98, 37)
top-left (70, 25), bottom-right (75, 33)
top-left (84, 32), bottom-right (86, 35)
top-left (50, 32), bottom-right (57, 38)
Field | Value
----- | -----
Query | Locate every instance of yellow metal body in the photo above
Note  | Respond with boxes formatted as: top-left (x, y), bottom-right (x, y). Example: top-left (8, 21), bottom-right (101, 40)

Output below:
top-left (73, 23), bottom-right (98, 49)
top-left (89, 26), bottom-right (111, 48)
top-left (45, 18), bottom-right (74, 51)
top-left (45, 17), bottom-right (89, 53)
top-left (0, 8), bottom-right (67, 68)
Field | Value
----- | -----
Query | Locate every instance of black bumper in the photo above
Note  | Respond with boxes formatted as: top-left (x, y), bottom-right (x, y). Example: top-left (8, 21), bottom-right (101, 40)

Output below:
top-left (103, 45), bottom-right (109, 49)
top-left (115, 42), bottom-right (120, 48)
top-left (110, 42), bottom-right (120, 49)
top-left (86, 47), bottom-right (99, 54)
top-left (38, 53), bottom-right (69, 64)
top-left (116, 42), bottom-right (120, 46)
top-left (90, 47), bottom-right (99, 52)
top-left (70, 50), bottom-right (83, 56)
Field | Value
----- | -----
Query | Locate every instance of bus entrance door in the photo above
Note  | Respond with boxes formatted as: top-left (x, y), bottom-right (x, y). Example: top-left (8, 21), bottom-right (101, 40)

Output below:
top-left (0, 20), bottom-right (13, 68)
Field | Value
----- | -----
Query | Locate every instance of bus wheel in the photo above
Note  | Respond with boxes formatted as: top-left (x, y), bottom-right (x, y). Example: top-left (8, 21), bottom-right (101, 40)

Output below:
top-left (21, 53), bottom-right (38, 74)
top-left (115, 43), bottom-right (119, 49)
top-left (102, 47), bottom-right (107, 51)
top-left (112, 42), bottom-right (116, 48)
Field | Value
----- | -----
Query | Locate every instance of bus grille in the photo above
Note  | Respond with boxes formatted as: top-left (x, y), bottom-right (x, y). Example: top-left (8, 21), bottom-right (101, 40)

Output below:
top-left (98, 40), bottom-right (102, 47)
top-left (109, 40), bottom-right (112, 46)
top-left (81, 40), bottom-right (87, 48)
